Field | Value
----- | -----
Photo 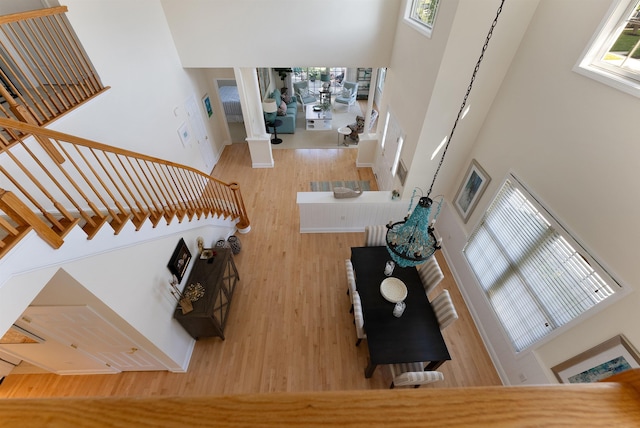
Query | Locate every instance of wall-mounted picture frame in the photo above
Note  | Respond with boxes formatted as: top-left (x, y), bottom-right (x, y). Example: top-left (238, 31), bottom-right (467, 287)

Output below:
top-left (202, 93), bottom-right (213, 118)
top-left (453, 159), bottom-right (491, 223)
top-left (168, 238), bottom-right (191, 282)
top-left (397, 159), bottom-right (408, 186)
top-left (551, 335), bottom-right (640, 383)
top-left (177, 122), bottom-right (191, 148)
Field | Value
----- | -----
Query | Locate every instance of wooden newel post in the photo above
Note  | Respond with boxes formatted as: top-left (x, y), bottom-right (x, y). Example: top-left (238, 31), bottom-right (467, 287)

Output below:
top-left (229, 182), bottom-right (251, 233)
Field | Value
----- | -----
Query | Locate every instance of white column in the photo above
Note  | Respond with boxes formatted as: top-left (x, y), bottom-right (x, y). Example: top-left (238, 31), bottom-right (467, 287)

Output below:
top-left (234, 67), bottom-right (274, 168)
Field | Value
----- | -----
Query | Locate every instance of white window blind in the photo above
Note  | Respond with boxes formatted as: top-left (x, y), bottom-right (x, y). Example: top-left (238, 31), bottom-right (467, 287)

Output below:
top-left (464, 178), bottom-right (619, 352)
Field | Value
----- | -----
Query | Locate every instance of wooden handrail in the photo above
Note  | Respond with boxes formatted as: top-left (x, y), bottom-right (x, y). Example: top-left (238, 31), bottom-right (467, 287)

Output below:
top-left (1, 370), bottom-right (640, 427)
top-left (0, 118), bottom-right (250, 256)
top-left (0, 6), bottom-right (68, 25)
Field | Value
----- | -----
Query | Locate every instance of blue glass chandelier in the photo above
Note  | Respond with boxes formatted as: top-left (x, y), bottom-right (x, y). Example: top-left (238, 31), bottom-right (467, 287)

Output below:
top-left (386, 191), bottom-right (443, 267)
top-left (386, 0), bottom-right (504, 268)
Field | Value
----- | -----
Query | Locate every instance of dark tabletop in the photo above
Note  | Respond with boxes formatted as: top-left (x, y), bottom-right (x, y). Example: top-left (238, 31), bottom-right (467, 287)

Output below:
top-left (351, 246), bottom-right (450, 367)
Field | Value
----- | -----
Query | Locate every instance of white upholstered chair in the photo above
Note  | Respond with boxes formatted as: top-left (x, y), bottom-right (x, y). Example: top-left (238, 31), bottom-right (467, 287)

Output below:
top-left (389, 362), bottom-right (444, 389)
top-left (352, 291), bottom-right (366, 346)
top-left (345, 259), bottom-right (357, 312)
top-left (417, 256), bottom-right (444, 297)
top-left (334, 81), bottom-right (358, 111)
top-left (431, 289), bottom-right (458, 331)
top-left (293, 80), bottom-right (316, 112)
top-left (364, 225), bottom-right (387, 247)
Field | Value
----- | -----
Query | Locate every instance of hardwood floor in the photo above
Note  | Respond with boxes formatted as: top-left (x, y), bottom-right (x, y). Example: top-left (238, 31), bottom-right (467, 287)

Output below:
top-left (0, 145), bottom-right (501, 398)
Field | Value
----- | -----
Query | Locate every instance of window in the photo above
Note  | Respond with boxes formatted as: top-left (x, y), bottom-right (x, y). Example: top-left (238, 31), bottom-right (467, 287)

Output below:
top-left (464, 176), bottom-right (621, 352)
top-left (292, 67), bottom-right (346, 86)
top-left (404, 0), bottom-right (440, 38)
top-left (376, 67), bottom-right (387, 93)
top-left (575, 0), bottom-right (640, 97)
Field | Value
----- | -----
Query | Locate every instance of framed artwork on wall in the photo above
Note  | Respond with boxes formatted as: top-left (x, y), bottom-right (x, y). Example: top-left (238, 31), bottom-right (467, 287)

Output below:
top-left (202, 93), bottom-right (213, 118)
top-left (551, 335), bottom-right (640, 383)
top-left (453, 159), bottom-right (491, 223)
top-left (397, 159), bottom-right (408, 186)
top-left (177, 122), bottom-right (191, 147)
top-left (168, 238), bottom-right (191, 282)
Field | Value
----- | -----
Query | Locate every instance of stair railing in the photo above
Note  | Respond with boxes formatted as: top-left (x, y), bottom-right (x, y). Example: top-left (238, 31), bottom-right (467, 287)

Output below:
top-left (0, 6), bottom-right (108, 142)
top-left (0, 118), bottom-right (250, 258)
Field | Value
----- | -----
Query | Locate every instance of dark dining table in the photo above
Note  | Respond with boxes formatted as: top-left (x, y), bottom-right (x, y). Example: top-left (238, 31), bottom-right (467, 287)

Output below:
top-left (350, 246), bottom-right (451, 378)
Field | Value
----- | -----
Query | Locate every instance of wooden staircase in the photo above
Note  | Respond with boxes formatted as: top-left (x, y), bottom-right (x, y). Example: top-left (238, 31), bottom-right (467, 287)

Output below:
top-left (0, 117), bottom-right (250, 260)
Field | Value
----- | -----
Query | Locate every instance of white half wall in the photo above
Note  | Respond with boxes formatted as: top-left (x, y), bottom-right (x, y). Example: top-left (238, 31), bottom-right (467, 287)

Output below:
top-left (297, 191), bottom-right (408, 233)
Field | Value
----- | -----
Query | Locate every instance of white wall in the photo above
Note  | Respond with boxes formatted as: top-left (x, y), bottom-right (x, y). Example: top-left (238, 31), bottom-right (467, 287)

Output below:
top-left (53, 0), bottom-right (225, 173)
top-left (0, 213), bottom-right (236, 372)
top-left (159, 0), bottom-right (401, 68)
top-left (438, 0), bottom-right (640, 385)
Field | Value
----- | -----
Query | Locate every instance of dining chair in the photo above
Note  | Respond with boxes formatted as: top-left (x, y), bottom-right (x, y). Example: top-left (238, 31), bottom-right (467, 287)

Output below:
top-left (345, 259), bottom-right (357, 312)
top-left (364, 225), bottom-right (387, 246)
top-left (431, 289), bottom-right (459, 331)
top-left (417, 256), bottom-right (444, 298)
top-left (389, 362), bottom-right (444, 388)
top-left (352, 291), bottom-right (366, 346)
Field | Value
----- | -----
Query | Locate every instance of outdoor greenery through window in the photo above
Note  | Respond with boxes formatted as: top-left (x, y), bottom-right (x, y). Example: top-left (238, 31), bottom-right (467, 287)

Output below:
top-left (292, 67), bottom-right (346, 85)
top-left (595, 1), bottom-right (640, 79)
top-left (405, 0), bottom-right (440, 36)
top-left (576, 0), bottom-right (640, 97)
top-left (463, 176), bottom-right (620, 352)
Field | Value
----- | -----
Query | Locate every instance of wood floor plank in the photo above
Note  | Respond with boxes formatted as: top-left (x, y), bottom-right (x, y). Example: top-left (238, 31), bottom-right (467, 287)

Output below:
top-left (0, 143), bottom-right (501, 398)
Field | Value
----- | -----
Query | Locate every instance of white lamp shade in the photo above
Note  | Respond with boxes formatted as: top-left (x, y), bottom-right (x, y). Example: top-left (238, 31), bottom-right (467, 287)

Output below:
top-left (262, 98), bottom-right (277, 113)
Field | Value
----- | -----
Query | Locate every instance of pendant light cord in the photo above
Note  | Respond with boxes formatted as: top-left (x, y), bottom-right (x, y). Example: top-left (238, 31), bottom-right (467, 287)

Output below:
top-left (426, 0), bottom-right (505, 198)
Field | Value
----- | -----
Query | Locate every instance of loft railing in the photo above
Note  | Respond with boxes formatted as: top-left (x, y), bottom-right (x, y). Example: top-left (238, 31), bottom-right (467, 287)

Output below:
top-left (0, 6), bottom-right (108, 141)
top-left (0, 118), bottom-right (250, 258)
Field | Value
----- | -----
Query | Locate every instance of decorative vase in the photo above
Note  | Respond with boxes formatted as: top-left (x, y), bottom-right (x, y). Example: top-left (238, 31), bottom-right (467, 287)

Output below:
top-left (384, 260), bottom-right (395, 276)
top-left (393, 301), bottom-right (406, 318)
top-left (227, 235), bottom-right (242, 255)
top-left (215, 239), bottom-right (229, 249)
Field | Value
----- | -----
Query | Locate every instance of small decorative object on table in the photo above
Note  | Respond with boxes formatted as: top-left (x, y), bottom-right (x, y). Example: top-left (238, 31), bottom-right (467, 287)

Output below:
top-left (393, 301), bottom-right (406, 318)
top-left (169, 275), bottom-right (193, 314)
top-left (380, 277), bottom-right (407, 303)
top-left (215, 239), bottom-right (229, 249)
top-left (184, 282), bottom-right (205, 302)
top-left (333, 186), bottom-right (363, 199)
top-left (227, 235), bottom-right (242, 255)
top-left (200, 249), bottom-right (215, 260)
top-left (392, 190), bottom-right (400, 200)
top-left (384, 260), bottom-right (395, 276)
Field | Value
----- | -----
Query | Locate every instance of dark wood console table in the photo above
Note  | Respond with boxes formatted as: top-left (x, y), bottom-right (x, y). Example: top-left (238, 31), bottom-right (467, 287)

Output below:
top-left (174, 248), bottom-right (239, 340)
